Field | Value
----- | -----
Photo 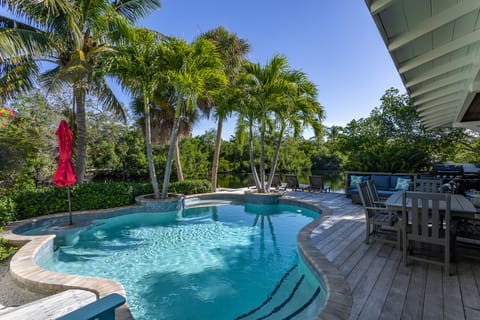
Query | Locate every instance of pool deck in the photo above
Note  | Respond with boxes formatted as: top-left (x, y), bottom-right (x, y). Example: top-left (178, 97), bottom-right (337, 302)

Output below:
top-left (2, 190), bottom-right (480, 319)
top-left (283, 191), bottom-right (480, 320)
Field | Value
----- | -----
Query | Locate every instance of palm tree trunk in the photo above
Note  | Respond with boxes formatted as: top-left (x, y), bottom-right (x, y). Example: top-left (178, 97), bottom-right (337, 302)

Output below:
top-left (259, 122), bottom-right (266, 193)
top-left (248, 122), bottom-right (261, 190)
top-left (211, 118), bottom-right (223, 191)
top-left (175, 137), bottom-right (184, 181)
top-left (162, 99), bottom-right (182, 198)
top-left (267, 127), bottom-right (284, 191)
top-left (144, 97), bottom-right (160, 199)
top-left (74, 87), bottom-right (87, 183)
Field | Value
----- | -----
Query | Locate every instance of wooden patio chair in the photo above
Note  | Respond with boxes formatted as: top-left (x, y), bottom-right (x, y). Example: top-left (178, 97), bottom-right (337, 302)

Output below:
top-left (268, 174), bottom-right (286, 190)
top-left (414, 178), bottom-right (443, 193)
top-left (284, 174), bottom-right (309, 191)
top-left (358, 181), bottom-right (400, 245)
top-left (366, 179), bottom-right (386, 207)
top-left (401, 191), bottom-right (454, 275)
top-left (308, 175), bottom-right (330, 192)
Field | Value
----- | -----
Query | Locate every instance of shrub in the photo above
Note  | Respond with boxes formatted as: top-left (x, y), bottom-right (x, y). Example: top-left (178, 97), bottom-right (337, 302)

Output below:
top-left (12, 180), bottom-right (212, 220)
top-left (0, 228), bottom-right (17, 261)
top-left (0, 197), bottom-right (15, 226)
top-left (169, 180), bottom-right (213, 195)
top-left (14, 182), bottom-right (153, 220)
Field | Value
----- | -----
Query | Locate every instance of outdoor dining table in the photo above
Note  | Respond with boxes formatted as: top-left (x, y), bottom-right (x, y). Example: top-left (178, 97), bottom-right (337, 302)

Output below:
top-left (385, 191), bottom-right (478, 219)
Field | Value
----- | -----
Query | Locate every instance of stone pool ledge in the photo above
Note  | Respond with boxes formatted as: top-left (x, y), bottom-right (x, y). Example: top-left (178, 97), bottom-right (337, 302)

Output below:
top-left (0, 207), bottom-right (141, 320)
top-left (280, 194), bottom-right (353, 320)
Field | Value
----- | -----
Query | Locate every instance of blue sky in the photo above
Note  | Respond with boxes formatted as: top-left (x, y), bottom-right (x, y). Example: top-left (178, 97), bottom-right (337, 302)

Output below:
top-left (137, 0), bottom-right (405, 138)
top-left (1, 1), bottom-right (405, 139)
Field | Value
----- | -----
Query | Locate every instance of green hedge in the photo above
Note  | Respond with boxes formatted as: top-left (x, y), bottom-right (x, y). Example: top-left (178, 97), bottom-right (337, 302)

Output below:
top-left (0, 197), bottom-right (15, 226)
top-left (11, 180), bottom-right (213, 221)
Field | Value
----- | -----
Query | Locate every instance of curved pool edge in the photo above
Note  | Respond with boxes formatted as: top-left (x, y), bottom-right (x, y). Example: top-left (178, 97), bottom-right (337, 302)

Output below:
top-left (295, 209), bottom-right (353, 319)
top-left (0, 207), bottom-right (140, 320)
top-left (1, 192), bottom-right (352, 320)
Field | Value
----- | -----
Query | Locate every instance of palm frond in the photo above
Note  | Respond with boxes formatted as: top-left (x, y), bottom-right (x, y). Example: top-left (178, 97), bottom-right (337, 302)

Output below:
top-left (114, 0), bottom-right (161, 23)
top-left (90, 78), bottom-right (126, 121)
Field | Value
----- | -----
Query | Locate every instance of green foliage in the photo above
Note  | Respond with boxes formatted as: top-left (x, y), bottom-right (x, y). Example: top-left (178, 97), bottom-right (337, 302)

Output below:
top-left (169, 180), bottom-right (213, 195)
top-left (333, 88), bottom-right (474, 172)
top-left (179, 137), bottom-right (211, 179)
top-left (12, 180), bottom-right (211, 220)
top-left (0, 229), bottom-right (17, 262)
top-left (0, 197), bottom-right (15, 226)
top-left (14, 182), bottom-right (153, 220)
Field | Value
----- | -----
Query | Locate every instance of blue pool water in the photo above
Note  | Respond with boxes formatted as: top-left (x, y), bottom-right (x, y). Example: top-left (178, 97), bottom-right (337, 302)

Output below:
top-left (35, 202), bottom-right (325, 319)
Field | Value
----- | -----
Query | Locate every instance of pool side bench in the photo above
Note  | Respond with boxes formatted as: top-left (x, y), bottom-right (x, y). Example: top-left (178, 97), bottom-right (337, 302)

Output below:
top-left (345, 171), bottom-right (415, 204)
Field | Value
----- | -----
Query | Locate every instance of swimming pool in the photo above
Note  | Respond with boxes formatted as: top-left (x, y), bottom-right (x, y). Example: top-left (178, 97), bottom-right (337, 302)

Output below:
top-left (32, 201), bottom-right (326, 319)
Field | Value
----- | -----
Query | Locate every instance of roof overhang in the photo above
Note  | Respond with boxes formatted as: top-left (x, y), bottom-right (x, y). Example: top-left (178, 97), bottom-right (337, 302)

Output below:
top-left (364, 0), bottom-right (480, 131)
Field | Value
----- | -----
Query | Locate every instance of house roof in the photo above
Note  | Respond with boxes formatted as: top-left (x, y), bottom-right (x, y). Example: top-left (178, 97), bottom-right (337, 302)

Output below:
top-left (365, 0), bottom-right (480, 131)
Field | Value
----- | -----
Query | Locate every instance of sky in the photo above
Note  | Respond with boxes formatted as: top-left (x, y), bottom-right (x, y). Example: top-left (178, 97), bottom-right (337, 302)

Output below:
top-left (1, 1), bottom-right (406, 139)
top-left (136, 0), bottom-right (406, 139)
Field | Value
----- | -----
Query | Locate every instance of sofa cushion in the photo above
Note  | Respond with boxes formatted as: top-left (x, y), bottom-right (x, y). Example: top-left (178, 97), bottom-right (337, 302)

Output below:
top-left (371, 175), bottom-right (390, 190)
top-left (390, 176), bottom-right (411, 189)
top-left (350, 175), bottom-right (369, 187)
top-left (377, 189), bottom-right (395, 198)
top-left (395, 177), bottom-right (411, 191)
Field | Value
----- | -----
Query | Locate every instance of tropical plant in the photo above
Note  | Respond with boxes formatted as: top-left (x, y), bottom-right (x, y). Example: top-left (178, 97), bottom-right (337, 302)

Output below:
top-left (107, 28), bottom-right (167, 198)
top-left (198, 26), bottom-right (250, 191)
top-left (161, 37), bottom-right (226, 198)
top-left (266, 69), bottom-right (323, 189)
top-left (237, 54), bottom-right (323, 192)
top-left (0, 0), bottom-right (161, 183)
top-left (334, 88), bottom-right (472, 172)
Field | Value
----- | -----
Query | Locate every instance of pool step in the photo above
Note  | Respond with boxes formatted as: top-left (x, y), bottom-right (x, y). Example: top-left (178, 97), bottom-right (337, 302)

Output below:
top-left (235, 265), bottom-right (322, 320)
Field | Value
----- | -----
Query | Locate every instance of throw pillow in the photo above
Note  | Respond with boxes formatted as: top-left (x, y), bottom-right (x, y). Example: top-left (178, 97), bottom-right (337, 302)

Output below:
top-left (395, 177), bottom-right (411, 190)
top-left (350, 175), bottom-right (363, 187)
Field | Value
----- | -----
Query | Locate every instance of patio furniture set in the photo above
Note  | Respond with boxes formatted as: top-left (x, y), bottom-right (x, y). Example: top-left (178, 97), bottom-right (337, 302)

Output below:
top-left (357, 179), bottom-right (478, 276)
top-left (248, 173), bottom-right (331, 192)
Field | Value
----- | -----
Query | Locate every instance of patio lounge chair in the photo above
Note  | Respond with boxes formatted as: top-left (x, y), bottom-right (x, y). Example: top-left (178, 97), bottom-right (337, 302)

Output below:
top-left (284, 174), bottom-right (309, 191)
top-left (269, 174), bottom-right (286, 190)
top-left (309, 175), bottom-right (330, 192)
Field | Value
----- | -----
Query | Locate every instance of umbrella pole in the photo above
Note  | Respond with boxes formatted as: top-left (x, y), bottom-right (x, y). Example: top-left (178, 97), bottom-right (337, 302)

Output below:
top-left (68, 186), bottom-right (73, 225)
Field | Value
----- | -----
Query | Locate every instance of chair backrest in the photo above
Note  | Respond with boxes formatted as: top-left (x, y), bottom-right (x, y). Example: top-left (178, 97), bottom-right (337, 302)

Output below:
top-left (366, 179), bottom-right (381, 203)
top-left (270, 174), bottom-right (281, 187)
top-left (309, 175), bottom-right (324, 191)
top-left (285, 175), bottom-right (299, 189)
top-left (358, 181), bottom-right (375, 217)
top-left (402, 191), bottom-right (451, 243)
top-left (415, 178), bottom-right (443, 193)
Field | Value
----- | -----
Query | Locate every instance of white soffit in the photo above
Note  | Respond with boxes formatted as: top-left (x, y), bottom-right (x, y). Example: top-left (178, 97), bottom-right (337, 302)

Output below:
top-left (365, 0), bottom-right (480, 130)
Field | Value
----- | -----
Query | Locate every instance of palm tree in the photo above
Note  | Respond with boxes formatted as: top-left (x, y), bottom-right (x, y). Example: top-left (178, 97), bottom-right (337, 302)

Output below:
top-left (0, 0), bottom-right (161, 183)
top-left (266, 73), bottom-right (323, 190)
top-left (237, 55), bottom-right (323, 192)
top-left (108, 28), bottom-right (167, 199)
top-left (198, 26), bottom-right (250, 191)
top-left (131, 94), bottom-right (195, 182)
top-left (238, 55), bottom-right (292, 192)
top-left (161, 37), bottom-right (226, 198)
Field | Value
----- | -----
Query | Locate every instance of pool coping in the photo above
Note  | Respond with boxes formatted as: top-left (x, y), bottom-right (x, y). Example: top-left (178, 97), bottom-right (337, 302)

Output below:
top-left (1, 192), bottom-right (352, 320)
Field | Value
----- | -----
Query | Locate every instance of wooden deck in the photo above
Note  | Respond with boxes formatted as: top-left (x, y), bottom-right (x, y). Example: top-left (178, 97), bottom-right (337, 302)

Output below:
top-left (284, 191), bottom-right (480, 320)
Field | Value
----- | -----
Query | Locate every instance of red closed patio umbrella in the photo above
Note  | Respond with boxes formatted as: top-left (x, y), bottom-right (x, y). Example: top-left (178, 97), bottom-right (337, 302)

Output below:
top-left (53, 120), bottom-right (77, 224)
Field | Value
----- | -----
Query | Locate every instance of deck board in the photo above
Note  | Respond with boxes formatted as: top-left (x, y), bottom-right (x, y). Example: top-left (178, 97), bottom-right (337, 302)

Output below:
top-left (281, 191), bottom-right (480, 320)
